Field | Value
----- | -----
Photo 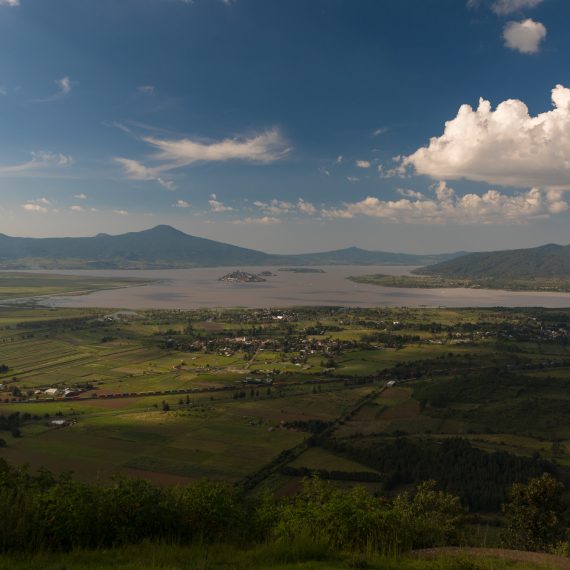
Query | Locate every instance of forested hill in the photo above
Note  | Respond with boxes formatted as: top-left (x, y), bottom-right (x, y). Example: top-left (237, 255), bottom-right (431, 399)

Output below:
top-left (414, 243), bottom-right (570, 279)
top-left (0, 225), bottom-right (461, 269)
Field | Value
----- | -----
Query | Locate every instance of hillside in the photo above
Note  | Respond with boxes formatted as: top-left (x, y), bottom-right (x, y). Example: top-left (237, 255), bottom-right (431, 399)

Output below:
top-left (0, 225), bottom-right (461, 269)
top-left (289, 246), bottom-right (461, 267)
top-left (414, 243), bottom-right (570, 279)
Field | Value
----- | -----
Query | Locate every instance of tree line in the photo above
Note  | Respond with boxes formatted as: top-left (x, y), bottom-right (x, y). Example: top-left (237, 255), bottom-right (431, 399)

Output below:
top-left (0, 459), bottom-right (461, 554)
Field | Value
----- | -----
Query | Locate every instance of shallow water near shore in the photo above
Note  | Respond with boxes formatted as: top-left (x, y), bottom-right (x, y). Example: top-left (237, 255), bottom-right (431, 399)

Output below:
top-left (12, 265), bottom-right (570, 309)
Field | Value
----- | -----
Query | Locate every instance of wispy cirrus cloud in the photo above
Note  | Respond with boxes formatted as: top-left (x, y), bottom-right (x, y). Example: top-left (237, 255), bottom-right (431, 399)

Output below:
top-left (492, 0), bottom-right (543, 15)
top-left (372, 127), bottom-right (389, 137)
top-left (36, 76), bottom-right (76, 102)
top-left (115, 128), bottom-right (289, 189)
top-left (137, 85), bottom-right (156, 95)
top-left (467, 0), bottom-right (543, 14)
top-left (0, 152), bottom-right (72, 176)
top-left (0, 0), bottom-right (19, 7)
top-left (143, 128), bottom-right (290, 166)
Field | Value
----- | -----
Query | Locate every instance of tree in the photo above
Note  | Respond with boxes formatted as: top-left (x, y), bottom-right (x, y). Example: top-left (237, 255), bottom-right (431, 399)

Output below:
top-left (502, 473), bottom-right (566, 552)
top-left (0, 438), bottom-right (6, 448)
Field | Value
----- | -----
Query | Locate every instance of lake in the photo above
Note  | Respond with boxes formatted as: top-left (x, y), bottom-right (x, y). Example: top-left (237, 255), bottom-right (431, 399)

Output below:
top-left (26, 266), bottom-right (570, 309)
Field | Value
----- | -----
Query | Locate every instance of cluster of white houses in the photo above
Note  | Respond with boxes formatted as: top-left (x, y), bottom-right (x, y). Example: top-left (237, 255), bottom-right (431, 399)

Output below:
top-left (35, 387), bottom-right (82, 399)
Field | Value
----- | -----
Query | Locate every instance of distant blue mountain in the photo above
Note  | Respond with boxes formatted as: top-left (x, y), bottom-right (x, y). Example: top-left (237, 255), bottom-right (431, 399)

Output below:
top-left (0, 225), bottom-right (464, 269)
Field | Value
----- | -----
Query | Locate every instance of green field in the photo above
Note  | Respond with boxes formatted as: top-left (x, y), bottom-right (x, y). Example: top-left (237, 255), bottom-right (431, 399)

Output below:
top-left (348, 273), bottom-right (570, 292)
top-left (0, 304), bottom-right (569, 512)
top-left (0, 272), bottom-right (152, 301)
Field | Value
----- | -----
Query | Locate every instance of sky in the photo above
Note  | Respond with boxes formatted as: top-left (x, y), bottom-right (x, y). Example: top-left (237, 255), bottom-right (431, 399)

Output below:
top-left (0, 0), bottom-right (569, 254)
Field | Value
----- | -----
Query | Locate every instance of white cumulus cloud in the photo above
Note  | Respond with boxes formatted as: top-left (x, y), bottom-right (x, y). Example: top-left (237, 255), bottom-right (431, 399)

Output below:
top-left (253, 198), bottom-right (318, 217)
top-left (402, 84), bottom-right (570, 189)
top-left (22, 198), bottom-right (52, 214)
top-left (321, 182), bottom-right (568, 225)
top-left (209, 194), bottom-right (233, 212)
top-left (503, 19), bottom-right (546, 53)
top-left (356, 160), bottom-right (371, 169)
top-left (297, 198), bottom-right (317, 215)
top-left (174, 199), bottom-right (190, 208)
top-left (233, 216), bottom-right (281, 225)
top-left (0, 0), bottom-right (19, 6)
top-left (56, 76), bottom-right (73, 96)
top-left (253, 199), bottom-right (294, 215)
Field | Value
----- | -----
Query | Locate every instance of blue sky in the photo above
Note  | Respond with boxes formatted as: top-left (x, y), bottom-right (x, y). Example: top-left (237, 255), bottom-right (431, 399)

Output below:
top-left (0, 0), bottom-right (569, 253)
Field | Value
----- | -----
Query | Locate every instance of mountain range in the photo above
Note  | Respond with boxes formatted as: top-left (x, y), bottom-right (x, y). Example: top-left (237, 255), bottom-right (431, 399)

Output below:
top-left (0, 225), bottom-right (462, 269)
top-left (415, 243), bottom-right (570, 279)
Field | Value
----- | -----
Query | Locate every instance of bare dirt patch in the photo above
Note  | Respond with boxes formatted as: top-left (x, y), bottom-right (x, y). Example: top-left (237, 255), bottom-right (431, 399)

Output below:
top-left (416, 547), bottom-right (570, 569)
top-left (120, 468), bottom-right (195, 486)
top-left (382, 399), bottom-right (420, 421)
top-left (381, 387), bottom-right (409, 400)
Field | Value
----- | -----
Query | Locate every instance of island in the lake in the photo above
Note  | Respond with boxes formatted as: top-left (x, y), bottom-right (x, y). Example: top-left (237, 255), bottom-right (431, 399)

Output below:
top-left (218, 271), bottom-right (267, 283)
top-left (278, 267), bottom-right (326, 274)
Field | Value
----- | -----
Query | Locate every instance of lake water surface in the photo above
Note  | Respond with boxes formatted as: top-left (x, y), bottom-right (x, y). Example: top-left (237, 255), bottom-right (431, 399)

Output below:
top-left (26, 266), bottom-right (570, 309)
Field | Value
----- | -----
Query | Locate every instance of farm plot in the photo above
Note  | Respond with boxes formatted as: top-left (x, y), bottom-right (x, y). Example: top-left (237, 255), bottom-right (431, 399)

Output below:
top-left (335, 386), bottom-right (430, 437)
top-left (1, 405), bottom-right (303, 483)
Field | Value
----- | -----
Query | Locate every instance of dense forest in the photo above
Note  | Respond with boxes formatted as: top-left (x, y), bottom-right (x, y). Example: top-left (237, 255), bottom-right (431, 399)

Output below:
top-left (321, 437), bottom-right (561, 511)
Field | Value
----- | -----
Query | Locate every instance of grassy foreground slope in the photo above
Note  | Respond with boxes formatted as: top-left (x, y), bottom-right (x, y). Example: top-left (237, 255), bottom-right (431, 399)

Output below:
top-left (0, 544), bottom-right (556, 570)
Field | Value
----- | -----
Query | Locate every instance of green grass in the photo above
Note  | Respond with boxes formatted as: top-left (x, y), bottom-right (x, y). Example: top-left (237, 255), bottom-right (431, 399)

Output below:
top-left (290, 446), bottom-right (380, 473)
top-left (348, 273), bottom-right (570, 292)
top-left (0, 543), bottom-right (551, 570)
